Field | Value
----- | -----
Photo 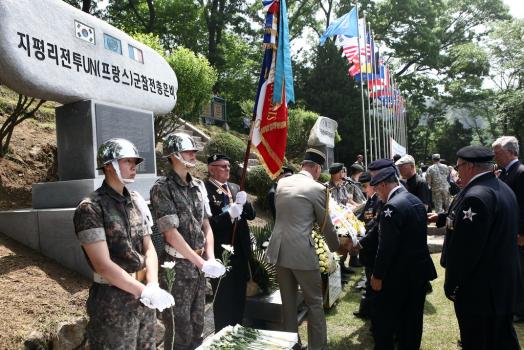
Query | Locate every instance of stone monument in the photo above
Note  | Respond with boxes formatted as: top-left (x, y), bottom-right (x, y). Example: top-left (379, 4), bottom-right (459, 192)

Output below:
top-left (307, 116), bottom-right (338, 168)
top-left (0, 0), bottom-right (178, 277)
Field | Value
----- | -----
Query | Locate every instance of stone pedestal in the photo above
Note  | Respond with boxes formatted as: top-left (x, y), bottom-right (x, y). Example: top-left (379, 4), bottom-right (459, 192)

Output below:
top-left (243, 290), bottom-right (307, 331)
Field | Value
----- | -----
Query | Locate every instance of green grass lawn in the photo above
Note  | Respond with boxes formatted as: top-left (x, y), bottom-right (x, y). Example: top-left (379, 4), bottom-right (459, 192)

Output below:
top-left (299, 253), bottom-right (524, 349)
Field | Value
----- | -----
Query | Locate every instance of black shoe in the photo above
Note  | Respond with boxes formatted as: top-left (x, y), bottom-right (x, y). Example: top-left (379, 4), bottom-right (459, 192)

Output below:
top-left (292, 343), bottom-right (307, 350)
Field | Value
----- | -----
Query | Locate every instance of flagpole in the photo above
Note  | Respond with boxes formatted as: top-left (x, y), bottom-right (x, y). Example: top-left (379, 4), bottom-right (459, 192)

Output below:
top-left (378, 46), bottom-right (386, 159)
top-left (369, 25), bottom-right (380, 159)
top-left (386, 64), bottom-right (395, 158)
top-left (362, 15), bottom-right (374, 162)
top-left (355, 3), bottom-right (368, 167)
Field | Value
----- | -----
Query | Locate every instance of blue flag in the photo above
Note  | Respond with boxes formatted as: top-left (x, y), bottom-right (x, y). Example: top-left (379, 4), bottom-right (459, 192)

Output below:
top-left (273, 0), bottom-right (294, 105)
top-left (319, 7), bottom-right (358, 46)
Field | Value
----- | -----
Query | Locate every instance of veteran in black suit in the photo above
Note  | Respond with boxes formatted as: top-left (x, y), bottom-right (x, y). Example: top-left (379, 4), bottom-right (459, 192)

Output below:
top-left (369, 166), bottom-right (437, 350)
top-left (204, 154), bottom-right (256, 332)
top-left (354, 171), bottom-right (381, 319)
top-left (430, 145), bottom-right (521, 350)
top-left (493, 136), bottom-right (524, 321)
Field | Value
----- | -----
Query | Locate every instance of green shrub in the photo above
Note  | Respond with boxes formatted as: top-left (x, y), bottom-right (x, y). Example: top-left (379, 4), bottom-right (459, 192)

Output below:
top-left (246, 165), bottom-right (273, 209)
top-left (203, 132), bottom-right (247, 182)
top-left (318, 172), bottom-right (330, 184)
top-left (287, 108), bottom-right (319, 162)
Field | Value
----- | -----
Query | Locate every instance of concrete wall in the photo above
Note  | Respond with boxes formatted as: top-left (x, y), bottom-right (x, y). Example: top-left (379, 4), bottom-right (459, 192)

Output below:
top-left (0, 208), bottom-right (91, 279)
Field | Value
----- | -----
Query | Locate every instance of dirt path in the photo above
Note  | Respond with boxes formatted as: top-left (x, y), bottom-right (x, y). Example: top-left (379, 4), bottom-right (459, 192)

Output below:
top-left (0, 233), bottom-right (89, 349)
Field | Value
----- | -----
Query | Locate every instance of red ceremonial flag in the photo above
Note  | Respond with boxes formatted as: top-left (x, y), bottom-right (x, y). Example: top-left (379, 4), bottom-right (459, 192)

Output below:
top-left (251, 0), bottom-right (294, 179)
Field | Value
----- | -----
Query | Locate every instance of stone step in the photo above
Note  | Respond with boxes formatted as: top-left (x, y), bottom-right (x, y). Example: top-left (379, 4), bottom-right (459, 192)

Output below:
top-left (427, 224), bottom-right (445, 236)
top-left (427, 235), bottom-right (444, 254)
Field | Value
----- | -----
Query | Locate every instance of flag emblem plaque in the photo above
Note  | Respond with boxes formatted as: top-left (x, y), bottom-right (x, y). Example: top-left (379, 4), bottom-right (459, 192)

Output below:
top-left (74, 20), bottom-right (95, 44)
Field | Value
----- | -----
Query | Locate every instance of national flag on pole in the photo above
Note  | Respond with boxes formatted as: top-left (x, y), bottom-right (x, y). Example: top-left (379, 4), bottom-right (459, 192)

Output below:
top-left (320, 7), bottom-right (359, 45)
top-left (252, 0), bottom-right (294, 179)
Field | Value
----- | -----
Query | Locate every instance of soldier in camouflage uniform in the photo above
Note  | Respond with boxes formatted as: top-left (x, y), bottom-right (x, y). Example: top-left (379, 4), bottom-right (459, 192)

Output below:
top-left (326, 162), bottom-right (350, 205)
top-left (150, 133), bottom-right (226, 350)
top-left (74, 138), bottom-right (174, 350)
top-left (426, 153), bottom-right (451, 213)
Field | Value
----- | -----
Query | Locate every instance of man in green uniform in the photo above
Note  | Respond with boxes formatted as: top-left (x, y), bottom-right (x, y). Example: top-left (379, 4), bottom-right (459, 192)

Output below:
top-left (150, 133), bottom-right (226, 350)
top-left (74, 138), bottom-right (174, 350)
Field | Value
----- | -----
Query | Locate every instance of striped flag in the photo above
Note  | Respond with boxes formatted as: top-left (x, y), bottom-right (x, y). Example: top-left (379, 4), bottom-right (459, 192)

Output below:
top-left (252, 0), bottom-right (294, 179)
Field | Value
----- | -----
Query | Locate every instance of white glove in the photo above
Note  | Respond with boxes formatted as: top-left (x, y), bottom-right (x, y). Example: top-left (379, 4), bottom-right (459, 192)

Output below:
top-left (202, 259), bottom-right (226, 278)
top-left (227, 203), bottom-right (243, 219)
top-left (140, 283), bottom-right (175, 312)
top-left (235, 191), bottom-right (247, 205)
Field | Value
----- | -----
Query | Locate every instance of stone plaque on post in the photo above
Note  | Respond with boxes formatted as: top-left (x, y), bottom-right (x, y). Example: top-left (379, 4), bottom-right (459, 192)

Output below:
top-left (307, 116), bottom-right (338, 168)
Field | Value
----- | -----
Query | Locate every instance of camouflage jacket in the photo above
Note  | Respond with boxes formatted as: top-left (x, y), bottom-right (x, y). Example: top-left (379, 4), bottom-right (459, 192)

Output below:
top-left (326, 180), bottom-right (350, 206)
top-left (73, 181), bottom-right (151, 273)
top-left (426, 163), bottom-right (450, 190)
top-left (150, 170), bottom-right (207, 279)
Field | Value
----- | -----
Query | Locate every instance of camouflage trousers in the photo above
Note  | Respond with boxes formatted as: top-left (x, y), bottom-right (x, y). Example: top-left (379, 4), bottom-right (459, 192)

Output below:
top-left (432, 188), bottom-right (450, 213)
top-left (86, 284), bottom-right (156, 350)
top-left (161, 270), bottom-right (206, 350)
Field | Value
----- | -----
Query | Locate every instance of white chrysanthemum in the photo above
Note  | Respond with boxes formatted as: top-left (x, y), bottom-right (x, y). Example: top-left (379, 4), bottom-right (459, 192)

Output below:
top-left (221, 244), bottom-right (235, 254)
top-left (161, 261), bottom-right (176, 269)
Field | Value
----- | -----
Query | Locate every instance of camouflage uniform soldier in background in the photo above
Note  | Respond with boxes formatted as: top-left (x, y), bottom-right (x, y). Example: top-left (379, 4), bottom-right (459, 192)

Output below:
top-left (74, 138), bottom-right (174, 350)
top-left (426, 153), bottom-right (451, 213)
top-left (326, 162), bottom-right (350, 205)
top-left (150, 133), bottom-right (226, 350)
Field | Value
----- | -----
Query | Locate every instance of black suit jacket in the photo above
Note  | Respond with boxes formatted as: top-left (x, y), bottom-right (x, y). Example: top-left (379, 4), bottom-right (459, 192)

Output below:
top-left (358, 194), bottom-right (381, 269)
top-left (205, 181), bottom-right (256, 260)
top-left (374, 187), bottom-right (437, 288)
top-left (405, 174), bottom-right (431, 210)
top-left (500, 160), bottom-right (524, 235)
top-left (440, 172), bottom-right (521, 314)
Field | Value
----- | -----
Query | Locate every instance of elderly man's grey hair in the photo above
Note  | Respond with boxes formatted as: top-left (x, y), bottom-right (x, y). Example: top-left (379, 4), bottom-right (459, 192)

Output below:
top-left (492, 136), bottom-right (519, 156)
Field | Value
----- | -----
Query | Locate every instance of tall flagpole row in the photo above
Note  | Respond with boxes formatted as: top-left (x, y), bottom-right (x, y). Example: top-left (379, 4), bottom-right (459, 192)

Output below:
top-left (355, 4), bottom-right (368, 167)
top-left (362, 15), bottom-right (374, 162)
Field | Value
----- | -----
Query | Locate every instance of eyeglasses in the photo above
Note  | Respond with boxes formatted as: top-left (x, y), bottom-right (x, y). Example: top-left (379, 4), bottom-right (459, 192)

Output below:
top-left (210, 164), bottom-right (230, 170)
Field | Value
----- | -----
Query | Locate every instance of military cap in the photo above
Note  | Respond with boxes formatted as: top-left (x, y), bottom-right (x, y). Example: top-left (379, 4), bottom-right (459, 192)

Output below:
top-left (456, 145), bottom-right (494, 163)
top-left (359, 171), bottom-right (372, 183)
top-left (395, 154), bottom-right (415, 166)
top-left (431, 153), bottom-right (441, 160)
top-left (207, 154), bottom-right (231, 164)
top-left (370, 166), bottom-right (397, 186)
top-left (350, 163), bottom-right (365, 173)
top-left (368, 159), bottom-right (394, 171)
top-left (302, 148), bottom-right (326, 166)
top-left (329, 162), bottom-right (344, 174)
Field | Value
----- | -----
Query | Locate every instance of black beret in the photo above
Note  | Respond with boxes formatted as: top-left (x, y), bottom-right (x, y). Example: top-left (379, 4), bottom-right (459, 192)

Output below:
top-left (207, 154), bottom-right (231, 164)
top-left (368, 159), bottom-right (394, 171)
top-left (281, 166), bottom-right (294, 175)
top-left (456, 145), bottom-right (493, 163)
top-left (329, 162), bottom-right (344, 174)
top-left (302, 148), bottom-right (326, 166)
top-left (370, 166), bottom-right (397, 186)
top-left (350, 163), bottom-right (365, 173)
top-left (359, 171), bottom-right (371, 183)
